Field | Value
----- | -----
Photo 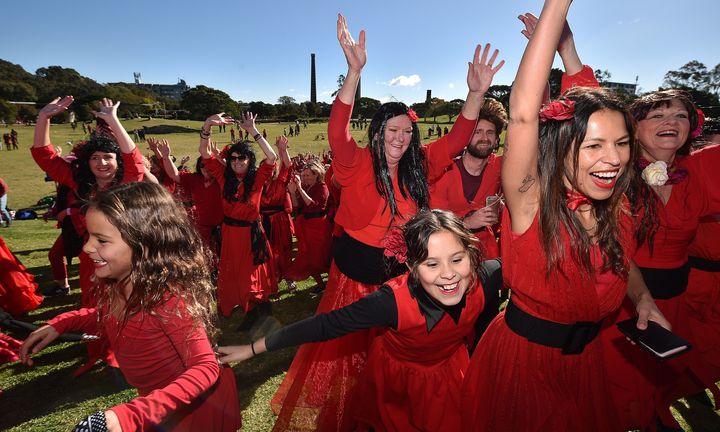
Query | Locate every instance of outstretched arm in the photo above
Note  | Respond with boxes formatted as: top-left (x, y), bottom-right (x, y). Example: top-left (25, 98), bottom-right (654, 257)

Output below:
top-left (518, 12), bottom-right (582, 76)
top-left (335, 14), bottom-right (366, 106)
top-left (34, 96), bottom-right (74, 148)
top-left (156, 139), bottom-right (181, 183)
top-left (276, 135), bottom-right (291, 169)
top-left (461, 43), bottom-right (505, 120)
top-left (92, 98), bottom-right (137, 154)
top-left (238, 112), bottom-right (277, 165)
top-left (199, 113), bottom-right (234, 159)
top-left (503, 0), bottom-right (572, 233)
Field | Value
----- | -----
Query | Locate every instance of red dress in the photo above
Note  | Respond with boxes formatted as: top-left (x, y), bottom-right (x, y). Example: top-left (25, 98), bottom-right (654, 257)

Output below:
top-left (0, 237), bottom-right (43, 317)
top-left (260, 165), bottom-right (294, 283)
top-left (177, 172), bottom-right (223, 252)
top-left (600, 160), bottom-right (709, 429)
top-left (286, 182), bottom-right (332, 282)
top-left (430, 154), bottom-right (503, 259)
top-left (47, 298), bottom-right (241, 431)
top-left (271, 97), bottom-right (476, 431)
top-left (462, 209), bottom-right (633, 431)
top-left (352, 274), bottom-right (484, 431)
top-left (205, 158), bottom-right (277, 316)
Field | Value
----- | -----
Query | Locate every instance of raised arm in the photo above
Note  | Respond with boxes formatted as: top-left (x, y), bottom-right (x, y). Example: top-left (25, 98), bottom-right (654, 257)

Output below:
top-left (336, 14), bottom-right (366, 106)
top-left (238, 112), bottom-right (277, 165)
top-left (92, 98), bottom-right (137, 154)
top-left (276, 135), bottom-right (291, 169)
top-left (34, 96), bottom-right (74, 148)
top-left (199, 113), bottom-right (234, 159)
top-left (503, 0), bottom-right (572, 232)
top-left (461, 43), bottom-right (505, 121)
top-left (156, 139), bottom-right (181, 183)
top-left (519, 12), bottom-right (582, 76)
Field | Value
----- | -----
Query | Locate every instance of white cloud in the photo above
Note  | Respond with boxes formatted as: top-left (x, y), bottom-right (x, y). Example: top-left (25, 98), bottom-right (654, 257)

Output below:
top-left (388, 74), bottom-right (421, 87)
top-left (448, 82), bottom-right (455, 89)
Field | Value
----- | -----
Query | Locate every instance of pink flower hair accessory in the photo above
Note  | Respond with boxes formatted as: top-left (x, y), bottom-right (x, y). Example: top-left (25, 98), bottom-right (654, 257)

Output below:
top-left (539, 99), bottom-right (575, 122)
top-left (691, 108), bottom-right (705, 138)
top-left (383, 227), bottom-right (408, 264)
top-left (406, 108), bottom-right (419, 123)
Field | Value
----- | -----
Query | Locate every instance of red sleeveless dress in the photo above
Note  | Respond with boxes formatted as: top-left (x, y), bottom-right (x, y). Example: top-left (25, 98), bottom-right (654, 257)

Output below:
top-left (352, 274), bottom-right (484, 431)
top-left (462, 209), bottom-right (633, 431)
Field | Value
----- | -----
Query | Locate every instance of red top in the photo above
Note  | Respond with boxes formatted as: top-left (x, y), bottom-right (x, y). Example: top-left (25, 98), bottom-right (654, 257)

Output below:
top-left (560, 65), bottom-right (599, 93)
top-left (298, 182), bottom-right (329, 215)
top-left (47, 297), bottom-right (234, 431)
top-left (204, 157), bottom-right (276, 221)
top-left (261, 164), bottom-right (293, 213)
top-left (0, 178), bottom-right (7, 196)
top-left (178, 173), bottom-right (223, 226)
top-left (688, 144), bottom-right (720, 212)
top-left (328, 97), bottom-right (476, 245)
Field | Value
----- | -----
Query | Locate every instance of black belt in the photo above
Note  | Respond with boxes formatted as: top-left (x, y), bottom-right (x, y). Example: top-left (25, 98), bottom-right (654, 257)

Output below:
top-left (260, 205), bottom-right (284, 216)
top-left (223, 216), bottom-right (269, 264)
top-left (639, 263), bottom-right (689, 300)
top-left (333, 232), bottom-right (406, 285)
top-left (303, 211), bottom-right (326, 219)
top-left (504, 301), bottom-right (602, 355)
top-left (223, 216), bottom-right (252, 227)
top-left (689, 256), bottom-right (720, 273)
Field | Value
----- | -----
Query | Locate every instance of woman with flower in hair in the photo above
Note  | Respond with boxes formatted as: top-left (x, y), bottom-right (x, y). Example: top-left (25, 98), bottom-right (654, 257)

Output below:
top-left (32, 96), bottom-right (144, 374)
top-left (220, 210), bottom-right (498, 431)
top-left (599, 90), bottom-right (716, 430)
top-left (269, 13), bottom-right (504, 432)
top-left (199, 112), bottom-right (278, 329)
top-left (461, 2), bottom-right (668, 430)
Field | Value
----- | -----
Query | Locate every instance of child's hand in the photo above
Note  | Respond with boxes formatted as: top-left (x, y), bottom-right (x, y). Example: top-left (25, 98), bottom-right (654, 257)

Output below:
top-left (19, 325), bottom-right (60, 366)
top-left (216, 345), bottom-right (255, 364)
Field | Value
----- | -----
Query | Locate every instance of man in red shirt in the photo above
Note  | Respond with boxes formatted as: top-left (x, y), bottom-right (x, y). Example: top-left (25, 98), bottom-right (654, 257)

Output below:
top-left (430, 98), bottom-right (507, 259)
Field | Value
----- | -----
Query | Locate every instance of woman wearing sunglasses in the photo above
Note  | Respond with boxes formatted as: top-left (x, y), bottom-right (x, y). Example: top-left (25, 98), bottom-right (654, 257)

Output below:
top-left (199, 112), bottom-right (278, 324)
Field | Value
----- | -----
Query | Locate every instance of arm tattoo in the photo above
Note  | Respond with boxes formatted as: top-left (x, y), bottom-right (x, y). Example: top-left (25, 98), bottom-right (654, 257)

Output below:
top-left (519, 174), bottom-right (535, 193)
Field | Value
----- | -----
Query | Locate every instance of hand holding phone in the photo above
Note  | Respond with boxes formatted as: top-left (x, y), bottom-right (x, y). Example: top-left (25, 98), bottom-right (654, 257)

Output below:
top-left (616, 318), bottom-right (691, 360)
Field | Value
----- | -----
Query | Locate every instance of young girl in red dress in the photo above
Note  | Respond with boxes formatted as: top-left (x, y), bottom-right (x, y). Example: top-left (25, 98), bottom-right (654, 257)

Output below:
top-left (269, 14), bottom-right (504, 431)
top-left (20, 182), bottom-right (240, 432)
top-left (220, 210), bottom-right (494, 431)
top-left (462, 3), bottom-right (668, 430)
top-left (286, 160), bottom-right (332, 291)
top-left (199, 112), bottom-right (278, 325)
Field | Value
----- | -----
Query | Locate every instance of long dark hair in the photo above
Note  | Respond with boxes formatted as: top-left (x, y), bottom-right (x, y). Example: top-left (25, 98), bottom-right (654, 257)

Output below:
top-left (538, 87), bottom-right (637, 276)
top-left (367, 102), bottom-right (428, 217)
top-left (71, 135), bottom-right (125, 200)
top-left (88, 182), bottom-right (217, 339)
top-left (627, 89), bottom-right (700, 251)
top-left (222, 141), bottom-right (257, 202)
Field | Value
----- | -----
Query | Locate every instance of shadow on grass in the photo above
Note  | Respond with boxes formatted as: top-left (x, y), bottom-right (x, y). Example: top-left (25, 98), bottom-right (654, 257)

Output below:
top-left (672, 392), bottom-right (720, 432)
top-left (12, 247), bottom-right (51, 256)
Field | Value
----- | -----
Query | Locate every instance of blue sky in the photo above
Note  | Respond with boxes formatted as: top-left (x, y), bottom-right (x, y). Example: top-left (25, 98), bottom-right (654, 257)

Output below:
top-left (3, 0), bottom-right (718, 105)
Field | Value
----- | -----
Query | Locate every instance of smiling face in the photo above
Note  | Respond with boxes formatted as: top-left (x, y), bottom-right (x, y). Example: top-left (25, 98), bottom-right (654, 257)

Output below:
top-left (564, 109), bottom-right (631, 201)
top-left (228, 152), bottom-right (249, 176)
top-left (414, 230), bottom-right (473, 307)
top-left (637, 98), bottom-right (691, 161)
top-left (89, 151), bottom-right (119, 185)
top-left (382, 115), bottom-right (413, 167)
top-left (301, 168), bottom-right (318, 187)
top-left (82, 208), bottom-right (133, 282)
top-left (466, 119), bottom-right (499, 159)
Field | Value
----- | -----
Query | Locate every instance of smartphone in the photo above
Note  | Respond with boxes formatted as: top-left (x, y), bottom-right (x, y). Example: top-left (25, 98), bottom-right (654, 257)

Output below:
top-left (616, 318), bottom-right (691, 360)
top-left (485, 195), bottom-right (501, 208)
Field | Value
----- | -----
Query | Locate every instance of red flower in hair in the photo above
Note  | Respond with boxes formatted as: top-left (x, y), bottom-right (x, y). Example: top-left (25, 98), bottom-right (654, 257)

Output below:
top-left (219, 144), bottom-right (232, 160)
top-left (406, 108), bottom-right (419, 123)
top-left (539, 99), bottom-right (575, 122)
top-left (383, 227), bottom-right (408, 264)
top-left (691, 108), bottom-right (705, 138)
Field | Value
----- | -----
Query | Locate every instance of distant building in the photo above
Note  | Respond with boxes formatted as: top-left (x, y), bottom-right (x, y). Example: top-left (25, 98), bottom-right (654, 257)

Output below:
top-left (110, 73), bottom-right (190, 100)
top-left (602, 81), bottom-right (637, 95)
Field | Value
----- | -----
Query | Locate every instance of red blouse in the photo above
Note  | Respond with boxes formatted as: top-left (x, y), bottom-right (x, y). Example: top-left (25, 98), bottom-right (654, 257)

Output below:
top-left (204, 157), bottom-right (276, 221)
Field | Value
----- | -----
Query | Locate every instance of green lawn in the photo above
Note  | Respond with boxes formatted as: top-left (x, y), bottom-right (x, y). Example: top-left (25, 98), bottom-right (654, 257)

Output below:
top-left (1, 119), bottom-right (718, 431)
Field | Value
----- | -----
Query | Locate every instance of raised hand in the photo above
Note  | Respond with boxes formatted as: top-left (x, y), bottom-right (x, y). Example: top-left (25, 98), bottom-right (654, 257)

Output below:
top-left (92, 98), bottom-right (121, 123)
top-left (337, 14), bottom-right (366, 73)
top-left (237, 112), bottom-right (258, 133)
top-left (19, 325), bottom-right (60, 366)
top-left (156, 139), bottom-right (172, 160)
top-left (276, 135), bottom-right (289, 151)
top-left (38, 96), bottom-right (74, 119)
top-left (518, 13), bottom-right (574, 53)
top-left (204, 113), bottom-right (235, 129)
top-left (467, 43), bottom-right (505, 95)
top-left (179, 155), bottom-right (190, 166)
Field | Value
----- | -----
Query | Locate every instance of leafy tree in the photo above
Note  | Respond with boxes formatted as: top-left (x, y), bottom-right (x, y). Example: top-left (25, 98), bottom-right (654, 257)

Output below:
top-left (410, 101), bottom-right (429, 119)
top-left (426, 98), bottom-right (448, 122)
top-left (0, 99), bottom-right (18, 123)
top-left (180, 85), bottom-right (238, 120)
top-left (331, 74), bottom-right (345, 98)
top-left (247, 101), bottom-right (276, 118)
top-left (594, 69), bottom-right (612, 84)
top-left (276, 96), bottom-right (300, 118)
top-left (446, 99), bottom-right (464, 121)
top-left (486, 85), bottom-right (511, 111)
top-left (353, 97), bottom-right (381, 119)
top-left (663, 61), bottom-right (712, 93)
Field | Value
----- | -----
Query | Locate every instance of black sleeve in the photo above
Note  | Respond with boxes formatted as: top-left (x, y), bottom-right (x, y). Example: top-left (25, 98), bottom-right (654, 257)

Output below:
top-left (265, 285), bottom-right (398, 352)
top-left (471, 258), bottom-right (502, 352)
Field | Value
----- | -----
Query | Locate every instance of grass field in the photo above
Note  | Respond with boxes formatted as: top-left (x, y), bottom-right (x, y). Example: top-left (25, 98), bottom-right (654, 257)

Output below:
top-left (1, 118), bottom-right (719, 431)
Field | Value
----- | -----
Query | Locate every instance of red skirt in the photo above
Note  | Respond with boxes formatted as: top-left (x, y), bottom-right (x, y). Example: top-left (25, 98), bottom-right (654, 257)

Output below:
top-left (0, 237), bottom-right (42, 316)
top-left (286, 215), bottom-right (332, 282)
top-left (217, 223), bottom-right (276, 316)
top-left (265, 212), bottom-right (294, 283)
top-left (270, 262), bottom-right (383, 431)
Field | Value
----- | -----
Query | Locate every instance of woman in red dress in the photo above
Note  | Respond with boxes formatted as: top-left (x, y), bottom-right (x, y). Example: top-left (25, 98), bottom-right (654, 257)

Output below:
top-left (0, 236), bottom-right (43, 317)
top-left (260, 136), bottom-right (295, 292)
top-left (286, 160), bottom-right (332, 291)
top-left (462, 3), bottom-right (667, 430)
top-left (269, 14), bottom-right (504, 431)
top-left (31, 96), bottom-right (144, 375)
top-left (199, 112), bottom-right (278, 324)
top-left (220, 210), bottom-right (491, 431)
top-left (21, 182), bottom-right (240, 432)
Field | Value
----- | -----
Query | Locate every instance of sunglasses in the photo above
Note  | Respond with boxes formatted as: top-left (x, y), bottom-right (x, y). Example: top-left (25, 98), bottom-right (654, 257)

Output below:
top-left (228, 155), bottom-right (249, 162)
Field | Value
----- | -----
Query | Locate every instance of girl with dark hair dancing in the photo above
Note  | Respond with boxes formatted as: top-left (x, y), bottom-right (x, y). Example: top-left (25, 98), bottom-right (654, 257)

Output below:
top-left (461, 2), bottom-right (667, 430)
top-left (31, 96), bottom-right (144, 375)
top-left (270, 13), bottom-right (504, 431)
top-left (199, 112), bottom-right (278, 326)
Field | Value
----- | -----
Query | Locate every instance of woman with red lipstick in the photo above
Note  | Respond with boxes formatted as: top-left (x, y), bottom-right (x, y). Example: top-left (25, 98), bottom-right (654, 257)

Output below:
top-left (600, 90), bottom-right (712, 430)
top-left (31, 96), bottom-right (144, 375)
top-left (269, 14), bottom-right (504, 431)
top-left (461, 2), bottom-right (667, 430)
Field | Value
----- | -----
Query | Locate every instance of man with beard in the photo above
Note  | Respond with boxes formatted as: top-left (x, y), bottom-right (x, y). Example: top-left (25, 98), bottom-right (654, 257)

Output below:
top-left (430, 98), bottom-right (507, 259)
